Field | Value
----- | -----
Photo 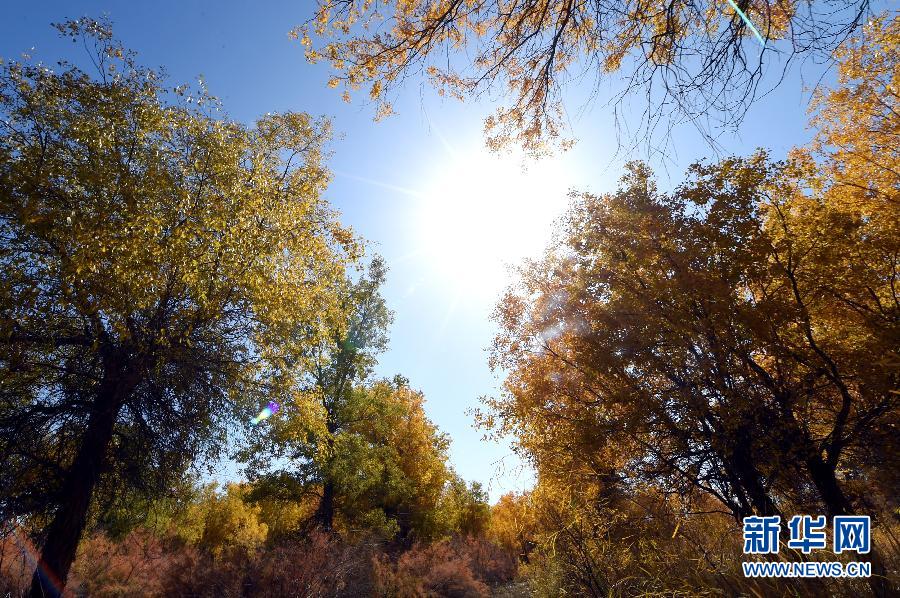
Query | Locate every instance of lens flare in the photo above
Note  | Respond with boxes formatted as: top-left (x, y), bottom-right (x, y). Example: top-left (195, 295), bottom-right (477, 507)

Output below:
top-left (250, 401), bottom-right (280, 425)
top-left (8, 527), bottom-right (67, 596)
top-left (725, 0), bottom-right (765, 46)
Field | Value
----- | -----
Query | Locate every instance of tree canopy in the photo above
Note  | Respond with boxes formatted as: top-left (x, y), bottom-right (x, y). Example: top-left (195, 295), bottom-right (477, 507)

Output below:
top-left (299, 0), bottom-right (873, 153)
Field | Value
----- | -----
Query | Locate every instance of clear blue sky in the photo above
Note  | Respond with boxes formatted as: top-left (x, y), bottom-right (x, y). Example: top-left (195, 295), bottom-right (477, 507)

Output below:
top-left (1, 1), bottom-right (843, 500)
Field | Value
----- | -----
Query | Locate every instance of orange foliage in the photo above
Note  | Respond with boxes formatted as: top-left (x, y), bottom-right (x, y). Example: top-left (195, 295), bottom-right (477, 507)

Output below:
top-left (373, 537), bottom-right (516, 597)
top-left (373, 540), bottom-right (489, 597)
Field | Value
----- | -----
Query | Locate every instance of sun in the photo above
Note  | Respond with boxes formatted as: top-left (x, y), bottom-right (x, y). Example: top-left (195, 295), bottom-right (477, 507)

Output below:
top-left (415, 148), bottom-right (572, 301)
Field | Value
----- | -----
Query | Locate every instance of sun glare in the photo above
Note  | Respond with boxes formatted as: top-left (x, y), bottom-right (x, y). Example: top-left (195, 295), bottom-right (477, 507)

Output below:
top-left (416, 149), bottom-right (571, 301)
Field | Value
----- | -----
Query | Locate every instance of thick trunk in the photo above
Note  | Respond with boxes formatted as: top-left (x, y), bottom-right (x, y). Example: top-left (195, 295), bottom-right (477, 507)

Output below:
top-left (773, 403), bottom-right (889, 596)
top-left (775, 401), bottom-right (853, 517)
top-left (805, 455), bottom-right (852, 517)
top-left (729, 431), bottom-right (780, 518)
top-left (313, 419), bottom-right (338, 532)
top-left (395, 508), bottom-right (412, 545)
top-left (733, 460), bottom-right (780, 518)
top-left (28, 361), bottom-right (133, 598)
top-left (805, 455), bottom-right (890, 597)
top-left (314, 480), bottom-right (335, 531)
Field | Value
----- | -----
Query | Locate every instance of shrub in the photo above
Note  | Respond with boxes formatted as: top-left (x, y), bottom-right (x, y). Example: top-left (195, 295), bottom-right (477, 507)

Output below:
top-left (158, 546), bottom-right (248, 598)
top-left (373, 540), bottom-right (489, 598)
top-left (450, 536), bottom-right (517, 586)
top-left (70, 529), bottom-right (172, 597)
top-left (159, 529), bottom-right (374, 597)
top-left (250, 530), bottom-right (374, 597)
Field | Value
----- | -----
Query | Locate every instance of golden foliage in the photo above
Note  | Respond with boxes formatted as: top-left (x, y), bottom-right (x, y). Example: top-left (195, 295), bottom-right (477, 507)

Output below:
top-left (477, 17), bottom-right (899, 594)
top-left (299, 0), bottom-right (865, 153)
top-left (0, 18), bottom-right (359, 594)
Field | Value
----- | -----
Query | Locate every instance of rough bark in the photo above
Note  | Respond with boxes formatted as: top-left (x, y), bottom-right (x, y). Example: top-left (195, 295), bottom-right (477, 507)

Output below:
top-left (27, 355), bottom-right (137, 598)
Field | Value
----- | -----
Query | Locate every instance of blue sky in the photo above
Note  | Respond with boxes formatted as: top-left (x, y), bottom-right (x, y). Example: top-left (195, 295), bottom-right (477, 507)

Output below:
top-left (1, 1), bottom-right (840, 500)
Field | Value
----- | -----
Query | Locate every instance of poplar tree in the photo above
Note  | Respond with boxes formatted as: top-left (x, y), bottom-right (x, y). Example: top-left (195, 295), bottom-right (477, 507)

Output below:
top-left (0, 19), bottom-right (357, 596)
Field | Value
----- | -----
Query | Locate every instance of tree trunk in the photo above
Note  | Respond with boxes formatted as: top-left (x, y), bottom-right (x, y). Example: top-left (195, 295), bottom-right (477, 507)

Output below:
top-left (313, 418), bottom-right (338, 533)
top-left (314, 480), bottom-right (335, 531)
top-left (805, 455), bottom-right (852, 517)
top-left (805, 454), bottom-right (890, 597)
top-left (729, 431), bottom-right (780, 518)
top-left (27, 359), bottom-right (134, 598)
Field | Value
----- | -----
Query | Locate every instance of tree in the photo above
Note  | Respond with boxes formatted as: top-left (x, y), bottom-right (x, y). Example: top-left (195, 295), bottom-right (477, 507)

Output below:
top-left (305, 258), bottom-right (394, 532)
top-left (485, 149), bottom-right (897, 511)
top-left (198, 484), bottom-right (269, 558)
top-left (481, 20), bottom-right (897, 593)
top-left (488, 492), bottom-right (536, 562)
top-left (808, 14), bottom-right (899, 211)
top-left (346, 378), bottom-right (455, 542)
top-left (438, 474), bottom-right (491, 538)
top-left (787, 13), bottom-right (900, 516)
top-left (481, 149), bottom-right (897, 592)
top-left (299, 0), bottom-right (871, 154)
top-left (0, 19), bottom-right (357, 597)
top-left (240, 257), bottom-right (392, 531)
top-left (241, 261), bottom-right (454, 542)
top-left (245, 375), bottom-right (456, 542)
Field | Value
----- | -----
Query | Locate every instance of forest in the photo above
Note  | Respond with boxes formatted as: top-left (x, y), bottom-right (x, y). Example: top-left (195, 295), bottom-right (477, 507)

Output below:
top-left (0, 2), bottom-right (897, 597)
